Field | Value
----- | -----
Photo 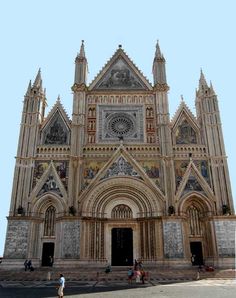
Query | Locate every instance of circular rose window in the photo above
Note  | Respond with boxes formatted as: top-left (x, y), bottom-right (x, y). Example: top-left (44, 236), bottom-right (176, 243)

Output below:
top-left (106, 113), bottom-right (136, 138)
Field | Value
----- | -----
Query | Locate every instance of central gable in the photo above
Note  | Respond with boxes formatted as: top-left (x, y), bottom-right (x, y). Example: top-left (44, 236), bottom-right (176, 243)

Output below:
top-left (89, 48), bottom-right (152, 91)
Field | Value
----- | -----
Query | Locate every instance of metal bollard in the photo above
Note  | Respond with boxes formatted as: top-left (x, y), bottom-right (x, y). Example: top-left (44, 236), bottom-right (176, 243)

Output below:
top-left (47, 271), bottom-right (51, 281)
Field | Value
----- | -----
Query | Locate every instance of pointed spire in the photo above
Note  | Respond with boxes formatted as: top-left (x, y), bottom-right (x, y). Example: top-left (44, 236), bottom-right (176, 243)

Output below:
top-left (78, 40), bottom-right (86, 58)
top-left (153, 40), bottom-right (167, 85)
top-left (57, 94), bottom-right (61, 102)
top-left (155, 40), bottom-right (162, 59)
top-left (74, 40), bottom-right (88, 85)
top-left (210, 81), bottom-right (216, 95)
top-left (33, 68), bottom-right (42, 88)
top-left (199, 69), bottom-right (208, 89)
top-left (25, 80), bottom-right (32, 96)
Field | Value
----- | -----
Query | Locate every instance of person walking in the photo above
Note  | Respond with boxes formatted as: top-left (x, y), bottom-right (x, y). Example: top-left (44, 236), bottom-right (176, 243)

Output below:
top-left (57, 273), bottom-right (65, 298)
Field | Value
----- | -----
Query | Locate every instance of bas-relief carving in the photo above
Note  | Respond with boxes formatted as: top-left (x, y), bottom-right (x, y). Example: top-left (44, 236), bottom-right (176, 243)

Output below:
top-left (175, 119), bottom-right (197, 144)
top-left (4, 221), bottom-right (29, 258)
top-left (33, 161), bottom-right (68, 189)
top-left (101, 157), bottom-right (142, 180)
top-left (163, 222), bottom-right (184, 258)
top-left (96, 58), bottom-right (145, 90)
top-left (42, 113), bottom-right (69, 145)
top-left (98, 105), bottom-right (144, 142)
top-left (214, 221), bottom-right (236, 257)
top-left (62, 221), bottom-right (80, 258)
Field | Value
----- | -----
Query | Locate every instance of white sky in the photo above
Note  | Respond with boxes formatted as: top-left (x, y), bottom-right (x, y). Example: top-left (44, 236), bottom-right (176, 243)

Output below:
top-left (0, 0), bottom-right (235, 255)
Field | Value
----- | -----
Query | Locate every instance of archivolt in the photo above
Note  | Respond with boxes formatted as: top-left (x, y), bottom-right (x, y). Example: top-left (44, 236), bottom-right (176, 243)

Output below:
top-left (177, 192), bottom-right (215, 215)
top-left (80, 177), bottom-right (164, 218)
top-left (31, 193), bottom-right (67, 216)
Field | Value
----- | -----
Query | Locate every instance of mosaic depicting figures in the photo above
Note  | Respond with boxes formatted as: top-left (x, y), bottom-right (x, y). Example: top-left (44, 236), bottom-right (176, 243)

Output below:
top-left (140, 161), bottom-right (160, 187)
top-left (175, 160), bottom-right (189, 188)
top-left (43, 114), bottom-right (68, 145)
top-left (82, 161), bottom-right (105, 189)
top-left (101, 157), bottom-right (142, 180)
top-left (184, 175), bottom-right (203, 192)
top-left (97, 59), bottom-right (144, 90)
top-left (175, 119), bottom-right (197, 144)
top-left (37, 175), bottom-right (62, 197)
top-left (33, 161), bottom-right (68, 189)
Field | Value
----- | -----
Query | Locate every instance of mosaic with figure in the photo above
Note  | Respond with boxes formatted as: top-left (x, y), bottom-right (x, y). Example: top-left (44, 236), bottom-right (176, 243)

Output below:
top-left (175, 119), bottom-right (197, 144)
top-left (175, 160), bottom-right (189, 189)
top-left (101, 157), bottom-right (142, 180)
top-left (140, 161), bottom-right (160, 187)
top-left (42, 113), bottom-right (69, 145)
top-left (33, 161), bottom-right (68, 189)
top-left (37, 175), bottom-right (62, 197)
top-left (96, 58), bottom-right (146, 90)
top-left (82, 161), bottom-right (105, 190)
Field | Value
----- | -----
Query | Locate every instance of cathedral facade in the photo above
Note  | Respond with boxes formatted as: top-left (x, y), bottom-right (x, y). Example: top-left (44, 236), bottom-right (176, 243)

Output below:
top-left (3, 42), bottom-right (236, 268)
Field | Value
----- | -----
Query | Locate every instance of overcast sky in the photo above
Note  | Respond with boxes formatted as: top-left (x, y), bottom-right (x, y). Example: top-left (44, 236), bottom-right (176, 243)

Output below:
top-left (0, 0), bottom-right (235, 256)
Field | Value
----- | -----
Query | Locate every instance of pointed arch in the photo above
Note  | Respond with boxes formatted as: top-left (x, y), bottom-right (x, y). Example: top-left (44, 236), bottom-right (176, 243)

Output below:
top-left (44, 205), bottom-right (56, 236)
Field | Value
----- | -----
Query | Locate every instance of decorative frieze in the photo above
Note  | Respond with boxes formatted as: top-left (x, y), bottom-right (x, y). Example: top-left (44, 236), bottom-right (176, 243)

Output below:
top-left (87, 94), bottom-right (154, 104)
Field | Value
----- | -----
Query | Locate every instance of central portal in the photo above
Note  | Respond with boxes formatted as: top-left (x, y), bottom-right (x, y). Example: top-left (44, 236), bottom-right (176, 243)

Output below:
top-left (111, 228), bottom-right (133, 266)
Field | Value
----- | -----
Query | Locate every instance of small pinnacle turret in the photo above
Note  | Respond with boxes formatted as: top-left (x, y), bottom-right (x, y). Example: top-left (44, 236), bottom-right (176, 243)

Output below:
top-left (152, 40), bottom-right (167, 86)
top-left (25, 80), bottom-right (32, 96)
top-left (74, 40), bottom-right (88, 86)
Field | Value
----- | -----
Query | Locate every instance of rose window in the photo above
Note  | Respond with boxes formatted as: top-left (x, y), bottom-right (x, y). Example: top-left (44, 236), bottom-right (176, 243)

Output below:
top-left (106, 113), bottom-right (135, 137)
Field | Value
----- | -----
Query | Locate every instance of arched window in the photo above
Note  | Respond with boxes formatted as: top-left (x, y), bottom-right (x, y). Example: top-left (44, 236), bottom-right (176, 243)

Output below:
top-left (111, 204), bottom-right (133, 219)
top-left (44, 206), bottom-right (56, 236)
top-left (187, 205), bottom-right (201, 236)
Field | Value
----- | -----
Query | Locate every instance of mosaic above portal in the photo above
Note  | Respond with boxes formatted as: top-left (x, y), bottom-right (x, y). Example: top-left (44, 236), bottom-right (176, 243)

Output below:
top-left (101, 156), bottom-right (142, 180)
top-left (33, 161), bottom-right (68, 190)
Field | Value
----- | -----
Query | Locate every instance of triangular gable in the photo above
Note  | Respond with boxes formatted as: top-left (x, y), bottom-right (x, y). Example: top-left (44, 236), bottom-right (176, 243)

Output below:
top-left (175, 161), bottom-right (214, 201)
top-left (89, 48), bottom-right (152, 91)
top-left (171, 101), bottom-right (200, 145)
top-left (40, 98), bottom-right (71, 145)
top-left (80, 143), bottom-right (165, 199)
top-left (30, 162), bottom-right (68, 199)
top-left (100, 156), bottom-right (143, 180)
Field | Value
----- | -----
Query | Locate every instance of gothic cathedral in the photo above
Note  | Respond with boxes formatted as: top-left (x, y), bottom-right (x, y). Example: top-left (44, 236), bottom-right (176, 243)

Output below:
top-left (4, 41), bottom-right (236, 268)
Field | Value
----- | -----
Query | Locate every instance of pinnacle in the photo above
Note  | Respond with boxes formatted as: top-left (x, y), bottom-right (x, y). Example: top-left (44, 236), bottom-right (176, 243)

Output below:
top-left (199, 68), bottom-right (208, 89)
top-left (155, 40), bottom-right (162, 58)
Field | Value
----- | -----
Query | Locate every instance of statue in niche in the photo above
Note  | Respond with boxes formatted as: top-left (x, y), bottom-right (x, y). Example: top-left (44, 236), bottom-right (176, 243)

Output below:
top-left (200, 161), bottom-right (208, 178)
top-left (44, 120), bottom-right (67, 145)
top-left (176, 120), bottom-right (197, 144)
